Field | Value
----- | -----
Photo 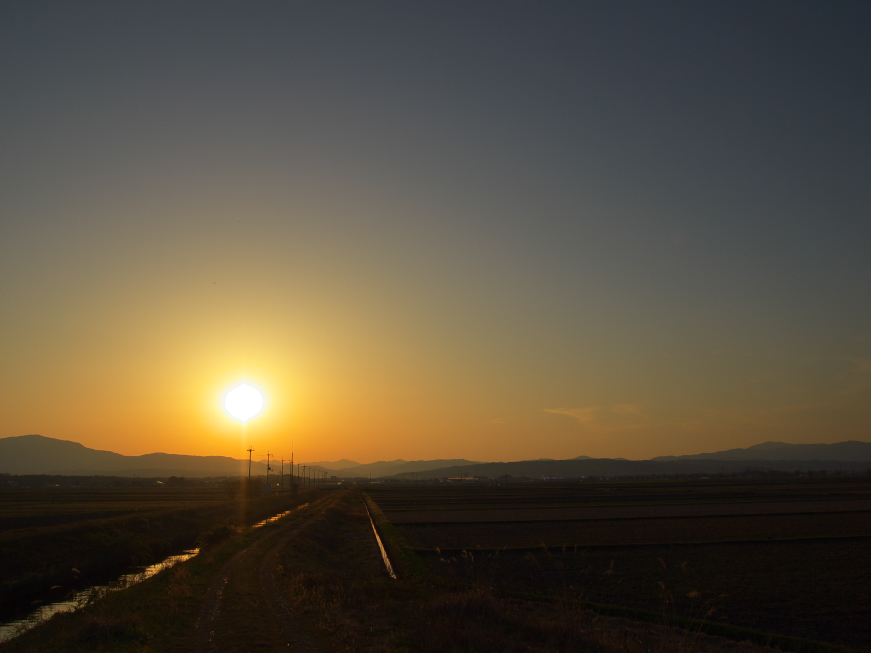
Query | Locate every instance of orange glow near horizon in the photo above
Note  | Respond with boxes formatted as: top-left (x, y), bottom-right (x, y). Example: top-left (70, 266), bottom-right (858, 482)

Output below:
top-left (2, 5), bottom-right (870, 464)
top-left (2, 220), bottom-right (871, 464)
top-left (3, 316), bottom-right (870, 464)
top-left (2, 206), bottom-right (870, 464)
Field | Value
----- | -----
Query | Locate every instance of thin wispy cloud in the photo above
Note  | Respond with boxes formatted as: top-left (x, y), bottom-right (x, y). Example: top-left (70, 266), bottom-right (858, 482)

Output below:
top-left (543, 405), bottom-right (650, 436)
top-left (543, 407), bottom-right (600, 424)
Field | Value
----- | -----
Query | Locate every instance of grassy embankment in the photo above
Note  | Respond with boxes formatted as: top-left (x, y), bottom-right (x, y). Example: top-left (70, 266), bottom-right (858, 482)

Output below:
top-left (0, 486), bottom-right (325, 653)
top-left (0, 484), bottom-right (309, 612)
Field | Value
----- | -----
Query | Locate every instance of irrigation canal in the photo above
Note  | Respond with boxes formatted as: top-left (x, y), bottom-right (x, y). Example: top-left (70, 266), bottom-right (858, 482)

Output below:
top-left (0, 503), bottom-right (309, 644)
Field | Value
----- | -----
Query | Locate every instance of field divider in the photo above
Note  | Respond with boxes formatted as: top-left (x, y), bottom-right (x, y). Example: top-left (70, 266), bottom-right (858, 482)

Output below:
top-left (376, 500), bottom-right (871, 510)
top-left (389, 508), bottom-right (871, 525)
top-left (361, 494), bottom-right (442, 583)
top-left (412, 533), bottom-right (871, 555)
top-left (364, 504), bottom-right (397, 579)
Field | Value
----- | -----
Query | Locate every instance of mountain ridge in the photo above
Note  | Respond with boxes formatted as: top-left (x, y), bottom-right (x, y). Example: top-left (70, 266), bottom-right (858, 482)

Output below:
top-left (651, 440), bottom-right (871, 462)
top-left (0, 434), bottom-right (269, 477)
top-left (2, 434), bottom-right (869, 478)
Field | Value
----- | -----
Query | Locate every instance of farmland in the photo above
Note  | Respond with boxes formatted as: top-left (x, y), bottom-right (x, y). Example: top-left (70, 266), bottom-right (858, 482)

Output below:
top-left (0, 482), bottom-right (315, 615)
top-left (1, 478), bottom-right (868, 652)
top-left (366, 478), bottom-right (871, 651)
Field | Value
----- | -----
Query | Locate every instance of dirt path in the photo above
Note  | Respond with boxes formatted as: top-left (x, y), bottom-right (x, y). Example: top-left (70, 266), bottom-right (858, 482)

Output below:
top-left (187, 491), bottom-right (345, 653)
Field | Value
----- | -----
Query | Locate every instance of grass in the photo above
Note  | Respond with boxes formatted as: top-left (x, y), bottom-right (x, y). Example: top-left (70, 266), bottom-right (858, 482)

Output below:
top-left (0, 486), bottom-right (315, 614)
top-left (0, 488), bottom-right (324, 652)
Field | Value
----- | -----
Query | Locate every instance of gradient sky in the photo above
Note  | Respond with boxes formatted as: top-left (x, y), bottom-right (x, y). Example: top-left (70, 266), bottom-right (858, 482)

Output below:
top-left (1, 2), bottom-right (869, 463)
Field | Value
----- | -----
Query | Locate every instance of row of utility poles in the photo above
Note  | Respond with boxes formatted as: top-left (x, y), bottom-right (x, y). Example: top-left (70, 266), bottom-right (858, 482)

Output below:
top-left (245, 446), bottom-right (331, 489)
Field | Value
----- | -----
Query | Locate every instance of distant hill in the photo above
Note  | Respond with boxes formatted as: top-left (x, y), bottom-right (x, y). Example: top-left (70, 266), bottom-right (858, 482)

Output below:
top-left (303, 459), bottom-right (361, 470)
top-left (404, 455), bottom-right (871, 480)
top-left (259, 458), bottom-right (362, 470)
top-left (651, 441), bottom-right (871, 462)
top-left (335, 459), bottom-right (483, 479)
top-left (0, 434), bottom-right (269, 477)
top-left (2, 434), bottom-right (868, 480)
top-left (0, 435), bottom-right (481, 479)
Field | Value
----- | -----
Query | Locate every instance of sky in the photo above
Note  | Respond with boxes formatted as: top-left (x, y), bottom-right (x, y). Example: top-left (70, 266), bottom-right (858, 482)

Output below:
top-left (1, 1), bottom-right (870, 463)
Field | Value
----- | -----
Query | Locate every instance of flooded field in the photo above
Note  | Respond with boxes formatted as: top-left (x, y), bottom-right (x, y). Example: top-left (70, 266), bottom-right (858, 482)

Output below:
top-left (367, 478), bottom-right (871, 650)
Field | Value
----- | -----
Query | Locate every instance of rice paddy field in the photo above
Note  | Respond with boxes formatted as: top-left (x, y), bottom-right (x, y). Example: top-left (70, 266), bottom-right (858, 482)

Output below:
top-left (0, 487), bottom-right (232, 531)
top-left (367, 478), bottom-right (871, 651)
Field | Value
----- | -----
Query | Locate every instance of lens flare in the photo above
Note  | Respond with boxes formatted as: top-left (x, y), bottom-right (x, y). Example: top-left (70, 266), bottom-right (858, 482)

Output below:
top-left (225, 384), bottom-right (263, 421)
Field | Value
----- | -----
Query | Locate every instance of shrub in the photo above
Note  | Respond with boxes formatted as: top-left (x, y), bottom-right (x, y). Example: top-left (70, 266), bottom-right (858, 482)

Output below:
top-left (195, 523), bottom-right (237, 549)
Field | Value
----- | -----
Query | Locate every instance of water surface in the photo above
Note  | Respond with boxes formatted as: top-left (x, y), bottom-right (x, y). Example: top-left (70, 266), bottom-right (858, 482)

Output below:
top-left (0, 549), bottom-right (199, 644)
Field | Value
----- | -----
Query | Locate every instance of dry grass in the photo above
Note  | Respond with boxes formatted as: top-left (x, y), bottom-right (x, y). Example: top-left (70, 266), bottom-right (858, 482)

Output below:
top-left (166, 565), bottom-right (192, 615)
top-left (271, 489), bottom-right (781, 653)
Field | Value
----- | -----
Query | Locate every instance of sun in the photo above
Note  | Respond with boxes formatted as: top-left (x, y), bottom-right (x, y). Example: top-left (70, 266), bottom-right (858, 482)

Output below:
top-left (225, 384), bottom-right (264, 422)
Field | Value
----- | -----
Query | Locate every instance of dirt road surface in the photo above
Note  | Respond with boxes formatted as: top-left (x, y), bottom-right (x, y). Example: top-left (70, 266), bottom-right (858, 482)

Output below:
top-left (185, 491), bottom-right (344, 653)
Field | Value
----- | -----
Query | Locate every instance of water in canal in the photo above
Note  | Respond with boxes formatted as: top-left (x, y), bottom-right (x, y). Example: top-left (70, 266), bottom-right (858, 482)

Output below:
top-left (0, 548), bottom-right (199, 644)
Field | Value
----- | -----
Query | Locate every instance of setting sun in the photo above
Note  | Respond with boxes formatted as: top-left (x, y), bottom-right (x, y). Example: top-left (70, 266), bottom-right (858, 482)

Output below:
top-left (224, 384), bottom-right (264, 422)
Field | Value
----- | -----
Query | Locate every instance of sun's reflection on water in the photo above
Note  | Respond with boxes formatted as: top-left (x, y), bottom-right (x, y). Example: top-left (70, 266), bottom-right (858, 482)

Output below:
top-left (0, 549), bottom-right (200, 644)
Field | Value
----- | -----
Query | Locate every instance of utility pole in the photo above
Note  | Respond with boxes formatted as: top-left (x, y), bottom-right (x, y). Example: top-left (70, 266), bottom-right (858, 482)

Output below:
top-left (247, 446), bottom-right (254, 481)
top-left (291, 447), bottom-right (297, 495)
top-left (280, 458), bottom-right (284, 490)
top-left (266, 452), bottom-right (272, 487)
top-left (303, 465), bottom-right (306, 487)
